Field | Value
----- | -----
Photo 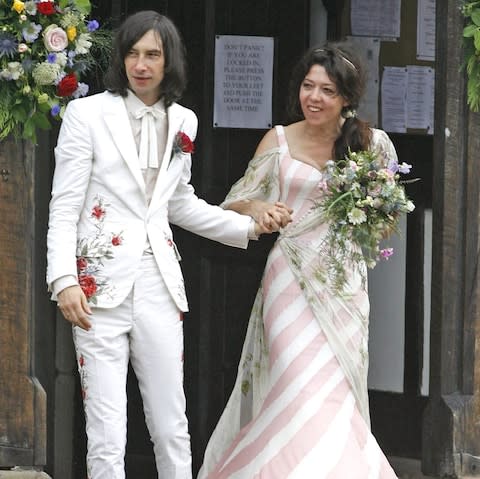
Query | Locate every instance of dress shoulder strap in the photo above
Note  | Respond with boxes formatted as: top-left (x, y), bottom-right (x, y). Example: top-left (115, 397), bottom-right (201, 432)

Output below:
top-left (274, 125), bottom-right (289, 153)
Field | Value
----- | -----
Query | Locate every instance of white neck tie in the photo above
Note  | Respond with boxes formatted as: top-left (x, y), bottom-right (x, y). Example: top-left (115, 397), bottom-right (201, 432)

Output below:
top-left (134, 106), bottom-right (164, 169)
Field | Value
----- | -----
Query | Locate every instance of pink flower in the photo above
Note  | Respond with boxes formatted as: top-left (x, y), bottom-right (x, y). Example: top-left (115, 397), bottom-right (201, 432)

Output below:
top-left (43, 24), bottom-right (68, 52)
top-left (380, 247), bottom-right (394, 260)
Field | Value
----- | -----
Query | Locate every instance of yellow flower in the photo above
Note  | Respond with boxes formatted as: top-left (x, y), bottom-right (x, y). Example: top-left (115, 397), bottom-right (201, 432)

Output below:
top-left (67, 26), bottom-right (77, 41)
top-left (12, 0), bottom-right (25, 14)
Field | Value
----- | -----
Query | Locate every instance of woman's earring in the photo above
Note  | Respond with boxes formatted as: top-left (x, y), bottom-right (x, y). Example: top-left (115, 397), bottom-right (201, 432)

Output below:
top-left (341, 107), bottom-right (357, 119)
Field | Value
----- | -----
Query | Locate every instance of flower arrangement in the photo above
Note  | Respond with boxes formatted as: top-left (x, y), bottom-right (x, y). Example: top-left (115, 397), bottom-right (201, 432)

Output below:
top-left (319, 149), bottom-right (415, 292)
top-left (462, 1), bottom-right (480, 112)
top-left (0, 0), bottom-right (111, 142)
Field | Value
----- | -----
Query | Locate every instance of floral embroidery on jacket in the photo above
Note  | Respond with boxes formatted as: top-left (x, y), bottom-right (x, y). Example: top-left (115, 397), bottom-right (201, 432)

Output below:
top-left (76, 195), bottom-right (123, 304)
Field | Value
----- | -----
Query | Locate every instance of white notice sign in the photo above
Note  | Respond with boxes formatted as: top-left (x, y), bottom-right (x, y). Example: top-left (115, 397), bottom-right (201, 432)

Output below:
top-left (214, 35), bottom-right (274, 129)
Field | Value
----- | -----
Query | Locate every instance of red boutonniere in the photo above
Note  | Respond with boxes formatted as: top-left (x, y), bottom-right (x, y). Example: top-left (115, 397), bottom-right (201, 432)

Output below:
top-left (173, 131), bottom-right (195, 156)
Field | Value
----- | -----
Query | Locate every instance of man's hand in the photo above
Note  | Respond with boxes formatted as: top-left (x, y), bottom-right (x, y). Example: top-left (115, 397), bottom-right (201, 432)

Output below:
top-left (57, 285), bottom-right (92, 331)
top-left (252, 201), bottom-right (293, 235)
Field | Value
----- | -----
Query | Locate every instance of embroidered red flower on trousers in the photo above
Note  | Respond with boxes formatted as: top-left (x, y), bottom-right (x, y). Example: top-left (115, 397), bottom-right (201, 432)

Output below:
top-left (91, 204), bottom-right (106, 220)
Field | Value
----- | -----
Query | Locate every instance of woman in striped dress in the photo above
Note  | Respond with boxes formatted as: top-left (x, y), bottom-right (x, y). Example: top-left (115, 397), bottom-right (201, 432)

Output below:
top-left (198, 43), bottom-right (398, 479)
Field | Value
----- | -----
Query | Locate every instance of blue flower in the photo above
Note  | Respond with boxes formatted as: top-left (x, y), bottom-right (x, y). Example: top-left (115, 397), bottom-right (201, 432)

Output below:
top-left (47, 52), bottom-right (57, 63)
top-left (0, 32), bottom-right (18, 59)
top-left (398, 162), bottom-right (412, 174)
top-left (72, 82), bottom-right (89, 98)
top-left (50, 104), bottom-right (61, 117)
top-left (67, 50), bottom-right (76, 67)
top-left (87, 20), bottom-right (100, 32)
top-left (22, 22), bottom-right (42, 43)
top-left (387, 158), bottom-right (399, 173)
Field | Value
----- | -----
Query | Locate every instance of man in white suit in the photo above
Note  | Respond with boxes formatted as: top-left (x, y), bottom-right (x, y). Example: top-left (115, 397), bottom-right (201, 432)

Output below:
top-left (47, 10), bottom-right (291, 479)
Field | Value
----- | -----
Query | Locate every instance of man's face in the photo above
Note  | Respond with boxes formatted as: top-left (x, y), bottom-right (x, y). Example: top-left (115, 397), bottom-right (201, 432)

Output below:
top-left (124, 29), bottom-right (165, 105)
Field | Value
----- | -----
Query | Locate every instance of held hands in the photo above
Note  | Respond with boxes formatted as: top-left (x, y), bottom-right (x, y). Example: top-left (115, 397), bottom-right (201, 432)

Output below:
top-left (251, 200), bottom-right (293, 236)
top-left (57, 285), bottom-right (92, 331)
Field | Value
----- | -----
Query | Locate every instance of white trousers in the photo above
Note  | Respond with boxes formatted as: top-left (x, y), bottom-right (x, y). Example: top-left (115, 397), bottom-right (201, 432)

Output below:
top-left (72, 255), bottom-right (191, 479)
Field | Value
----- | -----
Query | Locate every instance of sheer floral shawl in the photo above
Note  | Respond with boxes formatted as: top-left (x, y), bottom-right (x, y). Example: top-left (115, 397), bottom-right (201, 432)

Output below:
top-left (199, 128), bottom-right (398, 477)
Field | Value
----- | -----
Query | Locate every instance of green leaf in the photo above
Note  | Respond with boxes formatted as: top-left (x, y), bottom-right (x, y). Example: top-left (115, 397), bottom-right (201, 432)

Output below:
top-left (23, 119), bottom-right (37, 143)
top-left (38, 101), bottom-right (51, 113)
top-left (472, 10), bottom-right (480, 26)
top-left (463, 24), bottom-right (478, 37)
top-left (474, 29), bottom-right (480, 51)
top-left (31, 111), bottom-right (51, 130)
top-left (11, 105), bottom-right (28, 122)
top-left (74, 0), bottom-right (92, 15)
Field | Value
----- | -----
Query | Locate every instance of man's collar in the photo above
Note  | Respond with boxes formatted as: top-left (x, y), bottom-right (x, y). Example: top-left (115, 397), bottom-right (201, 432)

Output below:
top-left (124, 89), bottom-right (165, 114)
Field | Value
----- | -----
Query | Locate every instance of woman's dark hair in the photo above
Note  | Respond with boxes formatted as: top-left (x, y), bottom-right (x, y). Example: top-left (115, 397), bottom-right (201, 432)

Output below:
top-left (103, 11), bottom-right (187, 107)
top-left (286, 42), bottom-right (372, 160)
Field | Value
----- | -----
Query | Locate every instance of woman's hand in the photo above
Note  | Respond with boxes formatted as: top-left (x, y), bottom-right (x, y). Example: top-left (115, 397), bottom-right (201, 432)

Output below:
top-left (247, 200), bottom-right (293, 234)
top-left (226, 199), bottom-right (293, 235)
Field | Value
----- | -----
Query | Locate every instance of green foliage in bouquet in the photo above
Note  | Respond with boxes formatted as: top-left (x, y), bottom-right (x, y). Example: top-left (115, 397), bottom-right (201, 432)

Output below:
top-left (462, 1), bottom-right (480, 112)
top-left (319, 149), bottom-right (415, 292)
top-left (0, 0), bottom-right (112, 142)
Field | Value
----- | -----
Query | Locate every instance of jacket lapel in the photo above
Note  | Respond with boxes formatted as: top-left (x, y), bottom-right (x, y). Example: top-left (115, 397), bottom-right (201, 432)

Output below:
top-left (103, 93), bottom-right (146, 192)
top-left (148, 105), bottom-right (183, 211)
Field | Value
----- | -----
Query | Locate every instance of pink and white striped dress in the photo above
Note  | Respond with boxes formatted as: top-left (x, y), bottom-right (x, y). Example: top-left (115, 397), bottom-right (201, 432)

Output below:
top-left (198, 126), bottom-right (398, 479)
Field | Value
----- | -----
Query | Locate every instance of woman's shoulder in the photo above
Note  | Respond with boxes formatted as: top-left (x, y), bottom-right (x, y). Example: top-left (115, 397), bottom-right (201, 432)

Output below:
top-left (254, 122), bottom-right (304, 157)
top-left (369, 127), bottom-right (398, 160)
top-left (369, 127), bottom-right (392, 146)
top-left (253, 126), bottom-right (281, 157)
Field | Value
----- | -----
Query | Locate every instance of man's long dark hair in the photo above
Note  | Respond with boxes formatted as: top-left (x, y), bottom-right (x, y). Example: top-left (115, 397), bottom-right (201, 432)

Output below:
top-left (104, 11), bottom-right (187, 107)
top-left (286, 42), bottom-right (372, 160)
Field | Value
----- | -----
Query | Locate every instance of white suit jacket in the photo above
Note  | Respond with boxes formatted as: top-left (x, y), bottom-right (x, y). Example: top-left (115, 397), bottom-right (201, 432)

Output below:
top-left (47, 91), bottom-right (251, 311)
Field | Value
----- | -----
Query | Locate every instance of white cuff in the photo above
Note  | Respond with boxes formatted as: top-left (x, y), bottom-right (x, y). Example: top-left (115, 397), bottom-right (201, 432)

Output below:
top-left (52, 275), bottom-right (79, 297)
top-left (247, 218), bottom-right (259, 240)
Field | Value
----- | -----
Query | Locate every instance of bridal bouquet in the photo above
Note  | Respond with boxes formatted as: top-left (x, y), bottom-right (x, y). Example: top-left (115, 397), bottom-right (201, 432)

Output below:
top-left (0, 0), bottom-right (111, 142)
top-left (319, 149), bottom-right (415, 292)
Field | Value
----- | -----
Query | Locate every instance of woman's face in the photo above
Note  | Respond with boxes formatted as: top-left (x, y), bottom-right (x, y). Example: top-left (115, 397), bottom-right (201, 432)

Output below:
top-left (299, 64), bottom-right (348, 127)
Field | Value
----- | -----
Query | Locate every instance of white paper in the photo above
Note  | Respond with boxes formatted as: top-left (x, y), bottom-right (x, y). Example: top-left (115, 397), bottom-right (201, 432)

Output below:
top-left (406, 65), bottom-right (434, 132)
top-left (214, 35), bottom-right (274, 129)
top-left (381, 66), bottom-right (407, 133)
top-left (347, 36), bottom-right (380, 127)
top-left (417, 0), bottom-right (436, 61)
top-left (351, 0), bottom-right (401, 39)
